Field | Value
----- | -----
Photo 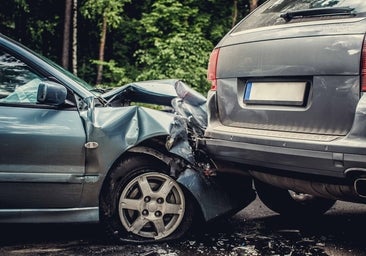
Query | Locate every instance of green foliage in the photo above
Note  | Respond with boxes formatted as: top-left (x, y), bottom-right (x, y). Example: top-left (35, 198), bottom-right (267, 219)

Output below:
top-left (140, 0), bottom-right (196, 36)
top-left (0, 1), bottom-right (28, 33)
top-left (81, 0), bottom-right (130, 30)
top-left (134, 0), bottom-right (214, 93)
top-left (0, 0), bottom-right (257, 92)
top-left (0, 0), bottom-right (64, 61)
top-left (135, 33), bottom-right (212, 93)
top-left (92, 59), bottom-right (133, 86)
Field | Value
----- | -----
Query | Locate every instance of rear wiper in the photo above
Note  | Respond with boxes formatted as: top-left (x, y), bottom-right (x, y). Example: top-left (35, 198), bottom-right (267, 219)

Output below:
top-left (280, 7), bottom-right (356, 22)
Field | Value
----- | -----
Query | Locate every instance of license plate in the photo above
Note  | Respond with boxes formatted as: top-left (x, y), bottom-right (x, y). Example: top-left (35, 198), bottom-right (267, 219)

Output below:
top-left (244, 81), bottom-right (307, 106)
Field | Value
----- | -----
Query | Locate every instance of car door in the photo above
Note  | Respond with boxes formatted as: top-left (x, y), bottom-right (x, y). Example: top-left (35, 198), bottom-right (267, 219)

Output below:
top-left (0, 49), bottom-right (86, 209)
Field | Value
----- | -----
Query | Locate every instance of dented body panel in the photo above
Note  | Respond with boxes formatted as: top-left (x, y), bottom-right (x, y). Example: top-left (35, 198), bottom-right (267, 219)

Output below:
top-left (81, 105), bottom-right (174, 174)
top-left (0, 34), bottom-right (254, 225)
top-left (177, 168), bottom-right (255, 221)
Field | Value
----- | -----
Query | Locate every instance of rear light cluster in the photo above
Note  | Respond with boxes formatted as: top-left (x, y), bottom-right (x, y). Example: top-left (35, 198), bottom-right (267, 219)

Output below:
top-left (207, 48), bottom-right (219, 91)
top-left (362, 38), bottom-right (366, 92)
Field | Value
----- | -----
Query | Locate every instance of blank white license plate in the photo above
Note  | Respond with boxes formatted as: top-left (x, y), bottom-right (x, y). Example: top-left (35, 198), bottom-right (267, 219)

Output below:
top-left (243, 81), bottom-right (307, 106)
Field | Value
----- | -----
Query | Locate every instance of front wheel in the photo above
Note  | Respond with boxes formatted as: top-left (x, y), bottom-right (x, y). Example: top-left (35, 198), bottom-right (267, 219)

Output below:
top-left (254, 179), bottom-right (336, 216)
top-left (100, 155), bottom-right (194, 243)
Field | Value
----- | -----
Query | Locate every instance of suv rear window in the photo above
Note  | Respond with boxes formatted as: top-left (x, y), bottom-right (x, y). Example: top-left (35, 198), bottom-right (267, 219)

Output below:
top-left (233, 0), bottom-right (366, 33)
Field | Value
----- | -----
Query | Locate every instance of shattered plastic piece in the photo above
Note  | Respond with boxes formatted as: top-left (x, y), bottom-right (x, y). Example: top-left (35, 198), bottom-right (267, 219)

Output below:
top-left (166, 116), bottom-right (195, 164)
top-left (141, 251), bottom-right (160, 256)
top-left (157, 249), bottom-right (167, 254)
top-left (174, 80), bottom-right (206, 106)
top-left (188, 241), bottom-right (196, 246)
top-left (203, 163), bottom-right (217, 177)
top-left (232, 245), bottom-right (260, 256)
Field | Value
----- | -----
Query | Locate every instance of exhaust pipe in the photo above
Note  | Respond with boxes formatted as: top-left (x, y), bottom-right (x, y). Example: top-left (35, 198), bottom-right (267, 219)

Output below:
top-left (249, 170), bottom-right (365, 202)
top-left (354, 178), bottom-right (366, 198)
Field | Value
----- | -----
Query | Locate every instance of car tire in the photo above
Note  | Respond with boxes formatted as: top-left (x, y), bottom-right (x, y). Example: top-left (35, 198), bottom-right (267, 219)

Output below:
top-left (254, 179), bottom-right (336, 216)
top-left (100, 154), bottom-right (194, 243)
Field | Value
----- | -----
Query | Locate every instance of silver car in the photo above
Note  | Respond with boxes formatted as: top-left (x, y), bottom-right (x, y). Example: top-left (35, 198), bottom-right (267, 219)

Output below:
top-left (0, 34), bottom-right (255, 242)
top-left (205, 0), bottom-right (366, 215)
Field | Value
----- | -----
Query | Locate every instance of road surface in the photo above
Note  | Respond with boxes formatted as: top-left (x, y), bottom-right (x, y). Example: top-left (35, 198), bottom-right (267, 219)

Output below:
top-left (0, 197), bottom-right (365, 255)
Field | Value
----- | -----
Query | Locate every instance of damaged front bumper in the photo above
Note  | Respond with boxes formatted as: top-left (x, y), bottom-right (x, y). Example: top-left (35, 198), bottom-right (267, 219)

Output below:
top-left (98, 79), bottom-right (256, 222)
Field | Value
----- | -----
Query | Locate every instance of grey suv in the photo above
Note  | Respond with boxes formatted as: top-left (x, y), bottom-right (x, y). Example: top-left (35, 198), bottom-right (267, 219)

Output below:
top-left (205, 0), bottom-right (366, 215)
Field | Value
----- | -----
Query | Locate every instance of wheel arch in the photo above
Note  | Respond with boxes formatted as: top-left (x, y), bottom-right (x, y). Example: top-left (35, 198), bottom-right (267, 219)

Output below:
top-left (99, 137), bottom-right (167, 196)
top-left (98, 139), bottom-right (204, 219)
top-left (99, 137), bottom-right (255, 226)
top-left (98, 146), bottom-right (200, 242)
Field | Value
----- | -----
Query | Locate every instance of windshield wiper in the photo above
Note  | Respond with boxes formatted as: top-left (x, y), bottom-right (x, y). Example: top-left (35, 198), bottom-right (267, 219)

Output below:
top-left (280, 7), bottom-right (356, 22)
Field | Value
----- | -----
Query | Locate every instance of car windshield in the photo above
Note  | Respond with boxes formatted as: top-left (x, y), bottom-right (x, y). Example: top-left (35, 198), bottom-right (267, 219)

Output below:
top-left (233, 0), bottom-right (366, 32)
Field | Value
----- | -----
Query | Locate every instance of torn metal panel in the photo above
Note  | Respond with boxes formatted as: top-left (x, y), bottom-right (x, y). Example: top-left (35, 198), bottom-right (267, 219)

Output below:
top-left (173, 80), bottom-right (207, 133)
top-left (177, 168), bottom-right (256, 221)
top-left (174, 80), bottom-right (206, 106)
top-left (166, 115), bottom-right (195, 164)
top-left (90, 79), bottom-right (208, 169)
top-left (80, 103), bottom-right (175, 174)
top-left (82, 79), bottom-right (255, 223)
top-left (102, 79), bottom-right (178, 106)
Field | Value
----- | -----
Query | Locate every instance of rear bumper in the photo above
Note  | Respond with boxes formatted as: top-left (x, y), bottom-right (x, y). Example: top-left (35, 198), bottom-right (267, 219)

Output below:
top-left (205, 89), bottom-right (366, 180)
top-left (204, 128), bottom-right (366, 180)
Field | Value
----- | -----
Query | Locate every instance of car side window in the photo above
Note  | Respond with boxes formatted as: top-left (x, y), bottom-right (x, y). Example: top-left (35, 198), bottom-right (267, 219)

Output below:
top-left (0, 50), bottom-right (41, 104)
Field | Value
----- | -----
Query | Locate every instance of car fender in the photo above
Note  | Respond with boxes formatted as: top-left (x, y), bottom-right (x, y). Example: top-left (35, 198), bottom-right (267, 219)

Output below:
top-left (80, 105), bottom-right (174, 175)
top-left (126, 146), bottom-right (255, 221)
top-left (177, 168), bottom-right (255, 221)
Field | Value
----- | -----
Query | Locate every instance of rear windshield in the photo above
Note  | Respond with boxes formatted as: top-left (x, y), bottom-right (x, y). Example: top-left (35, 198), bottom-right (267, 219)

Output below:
top-left (233, 0), bottom-right (366, 33)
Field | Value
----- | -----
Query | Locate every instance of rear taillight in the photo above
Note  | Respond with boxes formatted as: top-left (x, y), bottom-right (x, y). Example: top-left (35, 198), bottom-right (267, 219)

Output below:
top-left (207, 48), bottom-right (220, 91)
top-left (361, 38), bottom-right (366, 92)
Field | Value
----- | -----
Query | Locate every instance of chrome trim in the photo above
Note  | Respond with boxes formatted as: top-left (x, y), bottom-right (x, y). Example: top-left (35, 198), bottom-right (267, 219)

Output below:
top-left (0, 207), bottom-right (99, 223)
top-left (344, 168), bottom-right (366, 175)
top-left (85, 141), bottom-right (99, 149)
top-left (354, 178), bottom-right (366, 198)
top-left (0, 173), bottom-right (100, 183)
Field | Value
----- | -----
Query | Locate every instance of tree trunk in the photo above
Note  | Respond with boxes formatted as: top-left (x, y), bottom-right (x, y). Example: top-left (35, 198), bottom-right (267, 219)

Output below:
top-left (96, 14), bottom-right (107, 85)
top-left (232, 0), bottom-right (238, 27)
top-left (72, 0), bottom-right (78, 75)
top-left (250, 0), bottom-right (259, 12)
top-left (62, 0), bottom-right (72, 69)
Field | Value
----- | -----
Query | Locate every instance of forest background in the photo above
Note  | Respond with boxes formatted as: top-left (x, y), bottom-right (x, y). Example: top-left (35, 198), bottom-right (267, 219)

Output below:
top-left (0, 0), bottom-right (264, 93)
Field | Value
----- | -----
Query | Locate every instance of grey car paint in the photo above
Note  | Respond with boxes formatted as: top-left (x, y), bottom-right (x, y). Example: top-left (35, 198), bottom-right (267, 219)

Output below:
top-left (0, 34), bottom-right (255, 226)
top-left (0, 106), bottom-right (85, 208)
top-left (205, 1), bottom-right (366, 202)
top-left (214, 22), bottom-right (363, 136)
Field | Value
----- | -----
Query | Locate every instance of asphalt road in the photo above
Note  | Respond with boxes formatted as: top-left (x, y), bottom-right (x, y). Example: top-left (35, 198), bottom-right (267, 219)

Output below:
top-left (0, 197), bottom-right (365, 256)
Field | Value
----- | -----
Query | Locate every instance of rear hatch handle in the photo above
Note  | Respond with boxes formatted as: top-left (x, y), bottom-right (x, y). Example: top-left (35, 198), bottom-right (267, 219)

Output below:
top-left (280, 7), bottom-right (356, 22)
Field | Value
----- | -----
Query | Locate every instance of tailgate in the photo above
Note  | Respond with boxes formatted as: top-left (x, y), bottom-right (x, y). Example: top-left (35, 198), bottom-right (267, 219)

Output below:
top-left (216, 32), bottom-right (363, 136)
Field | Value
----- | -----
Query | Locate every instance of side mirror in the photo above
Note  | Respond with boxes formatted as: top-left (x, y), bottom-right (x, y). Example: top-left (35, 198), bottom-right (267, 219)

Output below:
top-left (37, 81), bottom-right (67, 106)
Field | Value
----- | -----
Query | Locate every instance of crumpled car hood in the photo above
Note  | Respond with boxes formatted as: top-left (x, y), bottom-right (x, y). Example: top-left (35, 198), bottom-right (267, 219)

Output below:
top-left (80, 79), bottom-right (255, 224)
top-left (92, 79), bottom-right (207, 166)
top-left (101, 79), bottom-right (179, 106)
top-left (79, 79), bottom-right (202, 170)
